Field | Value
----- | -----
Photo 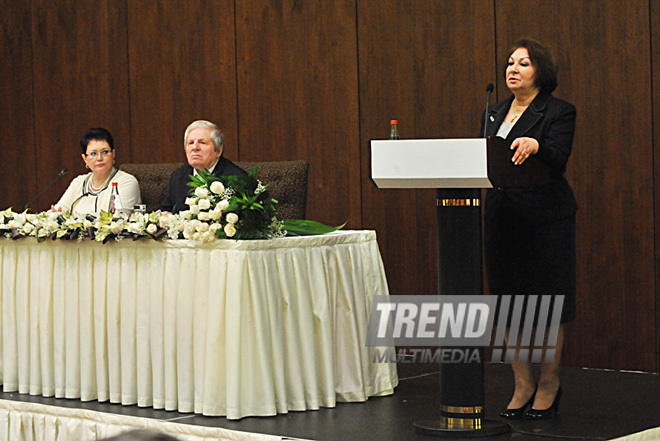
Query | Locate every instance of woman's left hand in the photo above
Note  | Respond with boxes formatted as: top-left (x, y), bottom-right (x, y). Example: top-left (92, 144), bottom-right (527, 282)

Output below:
top-left (510, 137), bottom-right (539, 165)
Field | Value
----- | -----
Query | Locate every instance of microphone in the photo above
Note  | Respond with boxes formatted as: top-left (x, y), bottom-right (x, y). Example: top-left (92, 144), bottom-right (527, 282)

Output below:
top-left (24, 168), bottom-right (68, 211)
top-left (483, 83), bottom-right (494, 138)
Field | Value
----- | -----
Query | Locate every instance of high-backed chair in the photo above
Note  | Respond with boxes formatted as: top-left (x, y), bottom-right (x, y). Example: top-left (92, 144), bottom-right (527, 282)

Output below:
top-left (120, 160), bottom-right (309, 220)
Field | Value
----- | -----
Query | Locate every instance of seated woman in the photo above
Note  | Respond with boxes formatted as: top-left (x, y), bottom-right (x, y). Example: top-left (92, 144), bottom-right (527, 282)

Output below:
top-left (52, 128), bottom-right (141, 215)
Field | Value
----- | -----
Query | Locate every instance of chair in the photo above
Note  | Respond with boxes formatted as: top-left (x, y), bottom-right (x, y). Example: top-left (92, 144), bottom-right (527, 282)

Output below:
top-left (120, 160), bottom-right (309, 219)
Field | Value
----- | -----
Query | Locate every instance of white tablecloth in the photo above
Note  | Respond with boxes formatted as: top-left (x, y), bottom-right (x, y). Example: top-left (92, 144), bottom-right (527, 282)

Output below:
top-left (0, 231), bottom-right (397, 419)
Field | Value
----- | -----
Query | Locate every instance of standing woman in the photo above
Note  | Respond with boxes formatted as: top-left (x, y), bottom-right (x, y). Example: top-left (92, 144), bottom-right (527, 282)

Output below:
top-left (52, 128), bottom-right (141, 215)
top-left (483, 39), bottom-right (577, 420)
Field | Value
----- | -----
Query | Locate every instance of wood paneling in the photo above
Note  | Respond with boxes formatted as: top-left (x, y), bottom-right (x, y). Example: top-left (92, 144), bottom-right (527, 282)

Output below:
top-left (0, 1), bottom-right (36, 211)
top-left (652, 0), bottom-right (660, 372)
top-left (127, 0), bottom-right (238, 164)
top-left (496, 0), bottom-right (655, 371)
top-left (235, 0), bottom-right (360, 227)
top-left (30, 0), bottom-right (130, 213)
top-left (357, 0), bottom-right (496, 297)
top-left (1, 0), bottom-right (660, 372)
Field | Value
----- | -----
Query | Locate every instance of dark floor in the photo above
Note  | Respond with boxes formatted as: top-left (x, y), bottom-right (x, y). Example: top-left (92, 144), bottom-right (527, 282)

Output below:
top-left (3, 362), bottom-right (660, 441)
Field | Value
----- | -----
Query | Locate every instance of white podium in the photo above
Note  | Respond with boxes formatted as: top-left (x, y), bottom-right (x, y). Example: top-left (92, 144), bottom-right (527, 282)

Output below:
top-left (370, 137), bottom-right (544, 437)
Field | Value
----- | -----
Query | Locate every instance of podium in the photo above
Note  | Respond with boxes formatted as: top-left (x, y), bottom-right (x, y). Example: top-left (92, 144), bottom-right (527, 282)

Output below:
top-left (371, 137), bottom-right (548, 437)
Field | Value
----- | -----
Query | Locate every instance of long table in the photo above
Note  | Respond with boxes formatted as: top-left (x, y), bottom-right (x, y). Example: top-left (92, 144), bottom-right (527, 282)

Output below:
top-left (0, 230), bottom-right (398, 419)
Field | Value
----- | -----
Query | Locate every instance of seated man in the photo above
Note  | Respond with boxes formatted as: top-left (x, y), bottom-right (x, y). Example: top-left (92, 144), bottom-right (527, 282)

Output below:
top-left (159, 120), bottom-right (246, 213)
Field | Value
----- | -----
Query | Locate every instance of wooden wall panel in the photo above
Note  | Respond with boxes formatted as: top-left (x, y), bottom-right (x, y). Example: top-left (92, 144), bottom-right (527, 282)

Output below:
top-left (30, 0), bottom-right (130, 213)
top-left (0, 1), bottom-right (36, 211)
top-left (127, 0), bottom-right (238, 165)
top-left (357, 0), bottom-right (496, 297)
top-left (652, 0), bottom-right (660, 372)
top-left (235, 0), bottom-right (360, 227)
top-left (496, 0), bottom-right (655, 371)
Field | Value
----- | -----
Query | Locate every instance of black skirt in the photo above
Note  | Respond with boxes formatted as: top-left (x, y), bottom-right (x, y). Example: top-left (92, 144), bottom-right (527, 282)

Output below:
top-left (484, 195), bottom-right (576, 325)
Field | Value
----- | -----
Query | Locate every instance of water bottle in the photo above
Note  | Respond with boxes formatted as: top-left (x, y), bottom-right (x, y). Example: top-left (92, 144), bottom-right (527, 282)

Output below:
top-left (390, 119), bottom-right (400, 140)
top-left (108, 182), bottom-right (123, 215)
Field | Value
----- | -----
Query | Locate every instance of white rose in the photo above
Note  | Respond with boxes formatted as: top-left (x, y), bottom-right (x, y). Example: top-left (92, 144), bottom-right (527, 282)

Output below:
top-left (127, 223), bottom-right (141, 234)
top-left (216, 200), bottom-right (229, 211)
top-left (192, 232), bottom-right (202, 241)
top-left (198, 198), bottom-right (211, 210)
top-left (209, 223), bottom-right (221, 233)
top-left (146, 223), bottom-right (158, 235)
top-left (197, 211), bottom-right (210, 221)
top-left (210, 181), bottom-right (225, 195)
top-left (158, 215), bottom-right (172, 229)
top-left (110, 222), bottom-right (123, 235)
top-left (226, 212), bottom-right (239, 224)
top-left (194, 187), bottom-right (209, 199)
top-left (185, 197), bottom-right (197, 207)
top-left (224, 223), bottom-right (237, 237)
top-left (209, 209), bottom-right (222, 220)
top-left (23, 223), bottom-right (35, 234)
top-left (179, 210), bottom-right (192, 220)
top-left (201, 231), bottom-right (215, 242)
top-left (183, 229), bottom-right (192, 239)
top-left (196, 222), bottom-right (209, 233)
top-left (46, 220), bottom-right (59, 231)
top-left (7, 220), bottom-right (20, 229)
top-left (190, 205), bottom-right (200, 215)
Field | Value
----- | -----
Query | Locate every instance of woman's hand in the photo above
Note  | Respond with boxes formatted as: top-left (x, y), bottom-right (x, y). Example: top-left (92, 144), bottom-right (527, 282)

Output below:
top-left (510, 137), bottom-right (539, 165)
top-left (49, 205), bottom-right (63, 212)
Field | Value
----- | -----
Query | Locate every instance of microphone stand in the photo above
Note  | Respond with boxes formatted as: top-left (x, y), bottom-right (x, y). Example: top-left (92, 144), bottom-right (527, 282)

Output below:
top-left (483, 83), bottom-right (494, 138)
top-left (24, 168), bottom-right (68, 211)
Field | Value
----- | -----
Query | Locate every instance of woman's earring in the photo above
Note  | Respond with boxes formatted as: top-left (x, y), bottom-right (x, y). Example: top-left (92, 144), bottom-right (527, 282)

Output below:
top-left (85, 164), bottom-right (89, 169)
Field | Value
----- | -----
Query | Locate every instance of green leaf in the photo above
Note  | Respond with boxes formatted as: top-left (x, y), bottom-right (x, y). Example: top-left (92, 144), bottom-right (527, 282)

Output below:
top-left (281, 219), bottom-right (345, 236)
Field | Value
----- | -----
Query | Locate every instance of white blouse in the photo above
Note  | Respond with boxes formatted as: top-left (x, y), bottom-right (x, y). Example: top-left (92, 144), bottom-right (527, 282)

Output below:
top-left (496, 122), bottom-right (514, 139)
top-left (54, 168), bottom-right (142, 215)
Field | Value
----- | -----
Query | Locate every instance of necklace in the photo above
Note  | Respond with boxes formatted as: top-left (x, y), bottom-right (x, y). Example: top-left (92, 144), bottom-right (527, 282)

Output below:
top-left (88, 168), bottom-right (116, 193)
top-left (90, 181), bottom-right (104, 193)
top-left (509, 105), bottom-right (526, 123)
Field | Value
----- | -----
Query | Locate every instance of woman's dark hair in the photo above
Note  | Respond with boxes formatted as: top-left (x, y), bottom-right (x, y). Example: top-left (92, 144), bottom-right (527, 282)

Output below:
top-left (80, 127), bottom-right (114, 154)
top-left (504, 38), bottom-right (559, 93)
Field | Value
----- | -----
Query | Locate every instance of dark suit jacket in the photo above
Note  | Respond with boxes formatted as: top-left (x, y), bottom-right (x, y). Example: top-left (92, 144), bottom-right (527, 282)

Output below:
top-left (158, 157), bottom-right (247, 213)
top-left (483, 92), bottom-right (578, 225)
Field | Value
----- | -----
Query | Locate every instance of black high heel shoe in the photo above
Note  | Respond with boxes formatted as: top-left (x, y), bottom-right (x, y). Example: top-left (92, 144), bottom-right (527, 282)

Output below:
top-left (500, 387), bottom-right (537, 419)
top-left (525, 387), bottom-right (562, 420)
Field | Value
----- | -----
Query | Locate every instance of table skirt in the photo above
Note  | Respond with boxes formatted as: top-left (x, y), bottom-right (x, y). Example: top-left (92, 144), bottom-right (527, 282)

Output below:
top-left (0, 231), bottom-right (398, 419)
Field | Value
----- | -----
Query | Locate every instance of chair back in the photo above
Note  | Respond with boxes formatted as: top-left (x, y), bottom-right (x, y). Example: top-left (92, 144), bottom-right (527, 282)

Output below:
top-left (120, 160), bottom-right (309, 219)
top-left (120, 163), bottom-right (183, 213)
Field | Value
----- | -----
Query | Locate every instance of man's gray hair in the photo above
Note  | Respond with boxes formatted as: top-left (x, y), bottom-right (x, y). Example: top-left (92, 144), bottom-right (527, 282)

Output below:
top-left (184, 120), bottom-right (224, 153)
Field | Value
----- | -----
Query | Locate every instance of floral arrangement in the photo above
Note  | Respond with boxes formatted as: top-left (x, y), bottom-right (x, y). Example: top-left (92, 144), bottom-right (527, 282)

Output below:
top-left (0, 169), bottom-right (341, 243)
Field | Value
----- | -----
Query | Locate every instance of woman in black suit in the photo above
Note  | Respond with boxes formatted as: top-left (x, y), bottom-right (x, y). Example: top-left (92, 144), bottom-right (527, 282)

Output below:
top-left (483, 39), bottom-right (577, 420)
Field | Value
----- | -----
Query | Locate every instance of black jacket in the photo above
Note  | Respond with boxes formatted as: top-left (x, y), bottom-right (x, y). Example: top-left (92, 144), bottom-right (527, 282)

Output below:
top-left (158, 157), bottom-right (247, 213)
top-left (484, 92), bottom-right (578, 225)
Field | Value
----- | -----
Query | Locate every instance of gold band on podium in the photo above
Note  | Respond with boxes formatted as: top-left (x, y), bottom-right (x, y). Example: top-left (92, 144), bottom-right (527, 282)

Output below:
top-left (440, 405), bottom-right (483, 429)
top-left (438, 198), bottom-right (480, 207)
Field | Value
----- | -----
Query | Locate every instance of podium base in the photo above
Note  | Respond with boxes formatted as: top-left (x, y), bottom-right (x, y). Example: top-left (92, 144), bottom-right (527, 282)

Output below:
top-left (413, 419), bottom-right (510, 438)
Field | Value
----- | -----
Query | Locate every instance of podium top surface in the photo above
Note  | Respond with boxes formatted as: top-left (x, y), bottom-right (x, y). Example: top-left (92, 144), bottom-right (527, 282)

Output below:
top-left (371, 138), bottom-right (492, 189)
top-left (370, 138), bottom-right (550, 189)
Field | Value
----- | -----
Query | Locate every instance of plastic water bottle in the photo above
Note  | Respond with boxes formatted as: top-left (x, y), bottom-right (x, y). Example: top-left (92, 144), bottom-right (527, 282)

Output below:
top-left (390, 120), bottom-right (400, 140)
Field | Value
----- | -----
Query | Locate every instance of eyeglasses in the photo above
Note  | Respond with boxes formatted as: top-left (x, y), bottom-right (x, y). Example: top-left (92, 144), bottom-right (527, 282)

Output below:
top-left (86, 149), bottom-right (113, 158)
